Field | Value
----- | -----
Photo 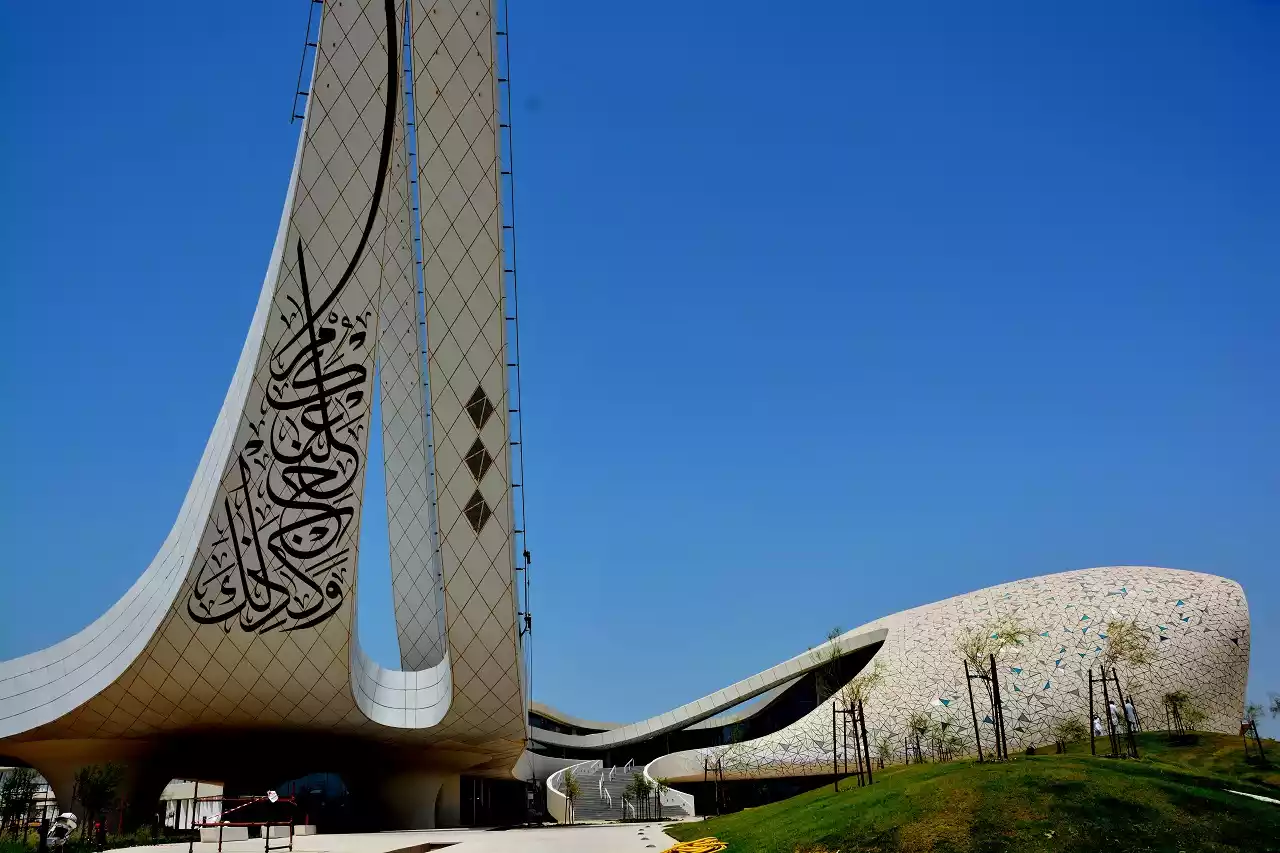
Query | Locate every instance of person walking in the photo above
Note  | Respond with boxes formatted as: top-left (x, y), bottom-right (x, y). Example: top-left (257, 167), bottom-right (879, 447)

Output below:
top-left (1108, 701), bottom-right (1120, 729)
top-left (1123, 699), bottom-right (1138, 733)
top-left (1092, 715), bottom-right (1104, 737)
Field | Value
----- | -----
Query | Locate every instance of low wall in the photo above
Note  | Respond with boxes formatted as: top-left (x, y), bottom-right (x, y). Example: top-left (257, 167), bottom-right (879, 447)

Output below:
top-left (545, 759), bottom-right (600, 824)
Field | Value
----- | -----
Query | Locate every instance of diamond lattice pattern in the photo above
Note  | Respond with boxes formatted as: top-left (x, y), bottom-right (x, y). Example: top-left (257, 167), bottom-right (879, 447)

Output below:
top-left (412, 0), bottom-right (525, 744)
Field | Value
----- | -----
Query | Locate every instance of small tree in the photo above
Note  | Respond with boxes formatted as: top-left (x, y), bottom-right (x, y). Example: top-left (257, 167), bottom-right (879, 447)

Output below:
top-left (956, 616), bottom-right (1031, 714)
top-left (1102, 618), bottom-right (1155, 707)
top-left (925, 720), bottom-right (962, 762)
top-left (1163, 691), bottom-right (1205, 737)
top-left (943, 729), bottom-right (965, 761)
top-left (1052, 718), bottom-right (1088, 753)
top-left (1, 767), bottom-right (41, 838)
top-left (832, 660), bottom-right (887, 775)
top-left (652, 777), bottom-right (672, 819)
top-left (73, 762), bottom-right (125, 841)
top-left (956, 615), bottom-right (1030, 759)
top-left (906, 712), bottom-right (931, 764)
top-left (624, 773), bottom-right (654, 820)
top-left (560, 769), bottom-right (581, 825)
top-left (839, 659), bottom-right (889, 709)
top-left (1270, 694), bottom-right (1280, 719)
top-left (956, 616), bottom-right (1033, 674)
top-left (875, 734), bottom-right (895, 769)
top-left (1101, 619), bottom-right (1155, 670)
top-left (1245, 702), bottom-right (1264, 725)
top-left (623, 772), bottom-right (652, 818)
top-left (814, 626), bottom-right (845, 703)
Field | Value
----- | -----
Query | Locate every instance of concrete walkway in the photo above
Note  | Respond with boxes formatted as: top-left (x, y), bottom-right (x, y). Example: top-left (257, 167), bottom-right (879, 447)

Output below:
top-left (114, 825), bottom-right (682, 853)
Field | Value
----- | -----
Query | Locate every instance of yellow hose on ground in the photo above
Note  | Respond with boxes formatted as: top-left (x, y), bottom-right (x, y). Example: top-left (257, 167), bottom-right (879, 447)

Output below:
top-left (660, 838), bottom-right (728, 853)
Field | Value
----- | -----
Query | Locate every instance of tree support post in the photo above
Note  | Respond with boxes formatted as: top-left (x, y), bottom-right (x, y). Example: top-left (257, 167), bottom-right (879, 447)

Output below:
top-left (1110, 668), bottom-right (1139, 758)
top-left (1099, 667), bottom-right (1120, 758)
top-left (832, 702), bottom-right (839, 793)
top-left (842, 709), bottom-right (849, 778)
top-left (989, 654), bottom-right (1007, 760)
top-left (965, 661), bottom-right (984, 763)
top-left (1089, 669), bottom-right (1096, 756)
top-left (858, 700), bottom-right (874, 785)
top-left (852, 706), bottom-right (864, 786)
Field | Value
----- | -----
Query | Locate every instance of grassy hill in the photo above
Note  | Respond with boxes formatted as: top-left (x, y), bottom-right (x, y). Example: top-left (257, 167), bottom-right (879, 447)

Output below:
top-left (666, 732), bottom-right (1280, 853)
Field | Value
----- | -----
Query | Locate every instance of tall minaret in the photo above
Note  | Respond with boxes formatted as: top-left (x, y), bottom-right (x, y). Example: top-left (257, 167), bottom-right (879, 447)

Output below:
top-left (404, 0), bottom-right (525, 733)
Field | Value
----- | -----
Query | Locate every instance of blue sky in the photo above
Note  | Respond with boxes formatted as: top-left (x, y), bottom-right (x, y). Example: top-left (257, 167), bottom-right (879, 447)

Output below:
top-left (1, 0), bottom-right (1277, 737)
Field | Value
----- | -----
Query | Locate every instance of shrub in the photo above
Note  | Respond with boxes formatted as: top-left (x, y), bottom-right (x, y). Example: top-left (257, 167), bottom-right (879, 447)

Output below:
top-left (1052, 717), bottom-right (1089, 753)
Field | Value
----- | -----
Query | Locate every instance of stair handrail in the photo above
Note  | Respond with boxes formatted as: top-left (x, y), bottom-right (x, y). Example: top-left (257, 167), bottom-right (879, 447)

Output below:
top-left (643, 757), bottom-right (696, 816)
top-left (546, 759), bottom-right (602, 824)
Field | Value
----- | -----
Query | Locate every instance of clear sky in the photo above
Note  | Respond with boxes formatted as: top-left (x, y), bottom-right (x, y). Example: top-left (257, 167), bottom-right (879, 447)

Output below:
top-left (1, 1), bottom-right (1277, 737)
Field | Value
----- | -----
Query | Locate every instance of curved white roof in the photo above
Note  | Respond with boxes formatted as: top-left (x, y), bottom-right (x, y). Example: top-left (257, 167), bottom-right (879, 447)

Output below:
top-left (530, 627), bottom-right (887, 749)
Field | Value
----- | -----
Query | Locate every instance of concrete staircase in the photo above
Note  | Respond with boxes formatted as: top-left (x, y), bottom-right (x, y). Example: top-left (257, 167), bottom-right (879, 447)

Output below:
top-left (567, 765), bottom-right (693, 821)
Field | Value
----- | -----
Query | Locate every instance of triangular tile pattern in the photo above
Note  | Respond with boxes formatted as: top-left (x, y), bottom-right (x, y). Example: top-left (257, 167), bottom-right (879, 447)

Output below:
top-left (695, 568), bottom-right (1250, 780)
top-left (412, 0), bottom-right (526, 745)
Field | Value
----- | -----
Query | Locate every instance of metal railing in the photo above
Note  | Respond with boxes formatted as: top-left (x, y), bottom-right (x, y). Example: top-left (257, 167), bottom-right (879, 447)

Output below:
top-left (189, 794), bottom-right (295, 853)
top-left (546, 760), bottom-right (602, 824)
top-left (644, 759), bottom-right (696, 817)
top-left (619, 795), bottom-right (664, 821)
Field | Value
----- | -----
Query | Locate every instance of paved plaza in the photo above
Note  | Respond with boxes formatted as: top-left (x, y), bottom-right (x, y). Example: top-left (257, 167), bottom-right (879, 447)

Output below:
top-left (117, 826), bottom-right (683, 853)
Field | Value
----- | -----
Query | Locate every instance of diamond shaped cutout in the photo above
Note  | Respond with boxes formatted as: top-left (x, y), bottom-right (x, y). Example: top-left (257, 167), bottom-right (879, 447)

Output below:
top-left (463, 490), bottom-right (492, 533)
top-left (465, 386), bottom-right (496, 429)
top-left (463, 438), bottom-right (494, 482)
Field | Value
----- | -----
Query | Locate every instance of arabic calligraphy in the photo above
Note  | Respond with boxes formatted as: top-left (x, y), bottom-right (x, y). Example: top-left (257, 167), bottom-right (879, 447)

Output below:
top-left (188, 251), bottom-right (371, 632)
top-left (187, 0), bottom-right (399, 634)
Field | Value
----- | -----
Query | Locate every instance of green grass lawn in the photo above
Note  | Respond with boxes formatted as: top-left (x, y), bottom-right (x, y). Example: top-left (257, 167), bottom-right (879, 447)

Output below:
top-left (666, 732), bottom-right (1280, 853)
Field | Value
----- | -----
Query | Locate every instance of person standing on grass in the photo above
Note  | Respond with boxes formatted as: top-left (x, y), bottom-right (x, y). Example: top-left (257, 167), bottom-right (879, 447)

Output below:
top-left (1108, 701), bottom-right (1120, 729)
top-left (1124, 699), bottom-right (1138, 732)
top-left (1092, 715), bottom-right (1104, 737)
